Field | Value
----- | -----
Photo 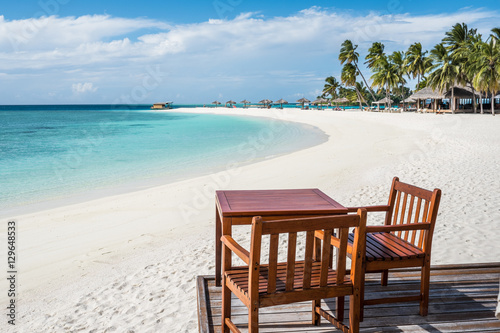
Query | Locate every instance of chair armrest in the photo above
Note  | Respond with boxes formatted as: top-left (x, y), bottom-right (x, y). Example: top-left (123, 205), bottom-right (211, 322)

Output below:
top-left (221, 235), bottom-right (250, 265)
top-left (346, 205), bottom-right (390, 213)
top-left (366, 223), bottom-right (432, 233)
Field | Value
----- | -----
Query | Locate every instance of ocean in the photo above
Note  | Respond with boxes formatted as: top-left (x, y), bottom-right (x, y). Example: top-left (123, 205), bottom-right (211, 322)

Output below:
top-left (0, 105), bottom-right (326, 215)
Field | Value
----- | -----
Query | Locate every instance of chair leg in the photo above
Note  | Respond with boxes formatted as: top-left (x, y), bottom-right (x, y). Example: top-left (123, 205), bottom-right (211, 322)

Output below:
top-left (312, 299), bottom-right (321, 326)
top-left (336, 296), bottom-right (345, 321)
top-left (360, 270), bottom-right (365, 322)
top-left (381, 270), bottom-right (388, 286)
top-left (420, 262), bottom-right (430, 316)
top-left (222, 279), bottom-right (231, 333)
top-left (349, 293), bottom-right (360, 333)
top-left (249, 305), bottom-right (259, 333)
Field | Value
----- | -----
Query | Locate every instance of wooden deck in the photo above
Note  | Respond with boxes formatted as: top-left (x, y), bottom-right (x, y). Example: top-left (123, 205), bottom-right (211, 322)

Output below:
top-left (197, 263), bottom-right (500, 332)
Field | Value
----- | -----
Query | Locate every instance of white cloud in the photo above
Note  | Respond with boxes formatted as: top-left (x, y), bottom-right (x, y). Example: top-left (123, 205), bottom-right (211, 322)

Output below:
top-left (0, 8), bottom-right (498, 103)
top-left (72, 82), bottom-right (98, 94)
top-left (0, 8), bottom-right (497, 71)
top-left (0, 14), bottom-right (169, 51)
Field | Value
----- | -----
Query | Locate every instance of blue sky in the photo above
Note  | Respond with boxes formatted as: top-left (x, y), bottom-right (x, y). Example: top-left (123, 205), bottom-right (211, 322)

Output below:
top-left (0, 1), bottom-right (499, 104)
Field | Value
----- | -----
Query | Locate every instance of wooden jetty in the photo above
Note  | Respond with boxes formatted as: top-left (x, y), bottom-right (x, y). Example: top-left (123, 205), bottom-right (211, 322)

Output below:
top-left (197, 263), bottom-right (500, 332)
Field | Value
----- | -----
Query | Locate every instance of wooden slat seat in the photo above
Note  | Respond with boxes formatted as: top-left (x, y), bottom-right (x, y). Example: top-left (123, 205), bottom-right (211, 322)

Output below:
top-left (349, 232), bottom-right (425, 262)
top-left (226, 261), bottom-right (353, 299)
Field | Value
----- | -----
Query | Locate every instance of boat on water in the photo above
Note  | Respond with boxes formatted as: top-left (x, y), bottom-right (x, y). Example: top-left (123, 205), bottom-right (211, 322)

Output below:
top-left (151, 102), bottom-right (173, 110)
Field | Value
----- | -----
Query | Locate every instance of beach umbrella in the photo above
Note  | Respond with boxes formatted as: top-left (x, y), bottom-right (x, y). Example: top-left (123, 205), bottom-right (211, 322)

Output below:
top-left (297, 98), bottom-right (310, 109)
top-left (312, 98), bottom-right (328, 104)
top-left (296, 97), bottom-right (310, 103)
top-left (212, 100), bottom-right (221, 108)
top-left (311, 98), bottom-right (328, 110)
top-left (296, 97), bottom-right (310, 109)
top-left (275, 98), bottom-right (288, 109)
top-left (259, 99), bottom-right (273, 108)
top-left (240, 99), bottom-right (251, 108)
top-left (331, 97), bottom-right (349, 109)
top-left (332, 97), bottom-right (349, 104)
top-left (226, 100), bottom-right (236, 107)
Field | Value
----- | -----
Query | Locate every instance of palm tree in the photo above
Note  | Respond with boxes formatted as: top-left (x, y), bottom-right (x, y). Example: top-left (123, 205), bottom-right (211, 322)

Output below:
top-left (341, 63), bottom-right (365, 110)
top-left (443, 23), bottom-right (477, 52)
top-left (443, 23), bottom-right (480, 112)
top-left (453, 31), bottom-right (484, 113)
top-left (404, 42), bottom-right (433, 88)
top-left (339, 40), bottom-right (376, 101)
top-left (370, 55), bottom-right (400, 110)
top-left (365, 42), bottom-right (386, 71)
top-left (322, 76), bottom-right (340, 101)
top-left (428, 43), bottom-right (459, 113)
top-left (473, 40), bottom-right (500, 116)
top-left (389, 51), bottom-right (408, 111)
top-left (489, 27), bottom-right (500, 47)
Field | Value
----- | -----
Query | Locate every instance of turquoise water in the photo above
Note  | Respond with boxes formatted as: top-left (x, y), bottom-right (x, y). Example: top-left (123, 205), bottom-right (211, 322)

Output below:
top-left (0, 105), bottom-right (326, 214)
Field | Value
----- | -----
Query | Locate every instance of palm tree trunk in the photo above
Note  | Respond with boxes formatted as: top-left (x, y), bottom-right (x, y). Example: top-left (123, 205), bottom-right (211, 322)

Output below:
top-left (354, 88), bottom-right (363, 110)
top-left (386, 84), bottom-right (390, 111)
top-left (358, 90), bottom-right (369, 108)
top-left (471, 84), bottom-right (477, 113)
top-left (451, 87), bottom-right (455, 114)
top-left (479, 91), bottom-right (484, 114)
top-left (492, 93), bottom-right (495, 116)
top-left (355, 63), bottom-right (376, 102)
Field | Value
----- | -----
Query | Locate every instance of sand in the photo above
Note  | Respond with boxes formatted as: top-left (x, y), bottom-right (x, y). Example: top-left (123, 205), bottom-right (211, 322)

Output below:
top-left (1, 108), bottom-right (499, 332)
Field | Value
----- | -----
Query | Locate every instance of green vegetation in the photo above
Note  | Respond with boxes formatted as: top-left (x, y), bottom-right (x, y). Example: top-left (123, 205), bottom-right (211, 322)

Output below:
top-left (322, 23), bottom-right (500, 114)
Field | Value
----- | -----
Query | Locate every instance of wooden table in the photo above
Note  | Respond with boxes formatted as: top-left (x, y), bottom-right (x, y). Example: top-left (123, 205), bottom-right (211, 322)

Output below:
top-left (215, 189), bottom-right (348, 286)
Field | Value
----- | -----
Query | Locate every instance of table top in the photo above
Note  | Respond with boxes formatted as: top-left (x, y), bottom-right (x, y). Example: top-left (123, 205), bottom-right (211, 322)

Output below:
top-left (216, 189), bottom-right (347, 217)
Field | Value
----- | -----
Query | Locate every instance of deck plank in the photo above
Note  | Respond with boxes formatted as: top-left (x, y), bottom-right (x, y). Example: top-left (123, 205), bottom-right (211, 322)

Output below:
top-left (198, 263), bottom-right (500, 332)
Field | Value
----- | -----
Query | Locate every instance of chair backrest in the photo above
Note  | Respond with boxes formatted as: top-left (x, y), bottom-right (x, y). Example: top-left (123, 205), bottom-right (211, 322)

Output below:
top-left (385, 177), bottom-right (441, 252)
top-left (248, 212), bottom-right (366, 303)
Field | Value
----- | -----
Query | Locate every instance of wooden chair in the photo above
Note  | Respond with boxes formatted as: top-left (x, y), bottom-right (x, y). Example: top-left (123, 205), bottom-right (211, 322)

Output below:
top-left (337, 177), bottom-right (441, 320)
top-left (221, 211), bottom-right (367, 333)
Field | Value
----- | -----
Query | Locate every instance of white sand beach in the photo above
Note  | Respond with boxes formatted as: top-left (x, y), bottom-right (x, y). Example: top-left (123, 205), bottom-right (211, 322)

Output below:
top-left (2, 108), bottom-right (500, 332)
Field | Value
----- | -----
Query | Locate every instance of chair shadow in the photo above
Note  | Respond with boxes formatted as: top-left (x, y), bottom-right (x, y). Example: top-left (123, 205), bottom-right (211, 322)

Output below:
top-left (319, 274), bottom-right (498, 332)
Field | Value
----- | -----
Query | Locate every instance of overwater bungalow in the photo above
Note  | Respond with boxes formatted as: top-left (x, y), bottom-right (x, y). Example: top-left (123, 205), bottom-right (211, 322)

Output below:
top-left (151, 102), bottom-right (173, 110)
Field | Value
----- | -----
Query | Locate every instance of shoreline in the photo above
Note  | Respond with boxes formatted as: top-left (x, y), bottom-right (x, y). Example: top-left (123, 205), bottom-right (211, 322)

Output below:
top-left (1, 108), bottom-right (327, 219)
top-left (3, 108), bottom-right (500, 332)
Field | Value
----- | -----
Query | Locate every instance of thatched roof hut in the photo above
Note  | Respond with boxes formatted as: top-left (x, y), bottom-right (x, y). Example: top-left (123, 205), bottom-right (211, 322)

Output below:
top-left (444, 86), bottom-right (483, 99)
top-left (312, 98), bottom-right (328, 105)
top-left (332, 97), bottom-right (349, 103)
top-left (296, 97), bottom-right (310, 109)
top-left (275, 98), bottom-right (288, 109)
top-left (259, 99), bottom-right (272, 108)
top-left (409, 87), bottom-right (445, 100)
top-left (373, 97), bottom-right (393, 104)
top-left (240, 100), bottom-right (251, 108)
top-left (402, 97), bottom-right (416, 103)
